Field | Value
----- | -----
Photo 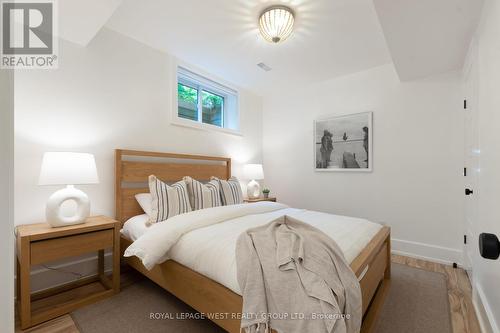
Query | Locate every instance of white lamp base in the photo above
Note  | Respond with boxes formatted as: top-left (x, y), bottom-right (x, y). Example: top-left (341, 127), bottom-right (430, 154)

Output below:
top-left (46, 185), bottom-right (90, 228)
top-left (247, 179), bottom-right (261, 199)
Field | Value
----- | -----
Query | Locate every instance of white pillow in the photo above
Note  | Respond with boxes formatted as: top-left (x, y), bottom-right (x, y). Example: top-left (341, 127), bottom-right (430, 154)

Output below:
top-left (135, 193), bottom-right (152, 216)
top-left (148, 175), bottom-right (192, 224)
top-left (183, 176), bottom-right (222, 210)
top-left (121, 214), bottom-right (150, 241)
top-left (211, 176), bottom-right (244, 206)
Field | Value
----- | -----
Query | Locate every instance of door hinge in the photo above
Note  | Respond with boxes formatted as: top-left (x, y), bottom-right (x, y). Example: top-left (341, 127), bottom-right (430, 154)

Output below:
top-left (464, 167), bottom-right (467, 177)
top-left (464, 235), bottom-right (467, 244)
top-left (464, 99), bottom-right (467, 110)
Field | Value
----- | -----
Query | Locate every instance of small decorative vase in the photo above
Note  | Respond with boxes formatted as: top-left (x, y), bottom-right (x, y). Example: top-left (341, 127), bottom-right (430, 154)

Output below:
top-left (263, 192), bottom-right (269, 199)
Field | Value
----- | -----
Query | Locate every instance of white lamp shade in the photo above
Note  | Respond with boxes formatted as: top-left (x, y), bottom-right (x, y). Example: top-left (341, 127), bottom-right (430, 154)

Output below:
top-left (39, 152), bottom-right (99, 186)
top-left (243, 164), bottom-right (264, 180)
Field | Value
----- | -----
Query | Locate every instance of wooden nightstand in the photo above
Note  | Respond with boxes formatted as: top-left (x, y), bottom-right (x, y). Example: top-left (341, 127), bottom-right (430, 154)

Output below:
top-left (15, 216), bottom-right (121, 329)
top-left (244, 197), bottom-right (277, 203)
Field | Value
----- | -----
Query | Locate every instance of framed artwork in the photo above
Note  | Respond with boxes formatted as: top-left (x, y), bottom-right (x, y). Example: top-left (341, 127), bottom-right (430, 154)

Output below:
top-left (314, 112), bottom-right (373, 172)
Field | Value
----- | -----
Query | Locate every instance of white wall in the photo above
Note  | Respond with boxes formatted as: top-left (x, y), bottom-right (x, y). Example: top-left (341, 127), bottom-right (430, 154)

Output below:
top-left (263, 64), bottom-right (464, 264)
top-left (466, 0), bottom-right (500, 331)
top-left (0, 69), bottom-right (15, 332)
top-left (14, 28), bottom-right (263, 291)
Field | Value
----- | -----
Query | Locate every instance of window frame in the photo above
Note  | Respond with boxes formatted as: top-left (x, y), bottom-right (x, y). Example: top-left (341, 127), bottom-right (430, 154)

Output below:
top-left (172, 64), bottom-right (241, 135)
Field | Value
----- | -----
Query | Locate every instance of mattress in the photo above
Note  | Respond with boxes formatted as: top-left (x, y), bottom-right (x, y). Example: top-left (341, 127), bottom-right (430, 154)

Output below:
top-left (121, 204), bottom-right (382, 295)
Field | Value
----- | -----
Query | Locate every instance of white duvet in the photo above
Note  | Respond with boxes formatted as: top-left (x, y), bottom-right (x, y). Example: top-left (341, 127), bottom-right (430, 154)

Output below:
top-left (124, 202), bottom-right (382, 295)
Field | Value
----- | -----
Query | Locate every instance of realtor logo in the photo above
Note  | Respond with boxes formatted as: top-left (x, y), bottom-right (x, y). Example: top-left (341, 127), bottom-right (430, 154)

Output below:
top-left (1, 0), bottom-right (58, 69)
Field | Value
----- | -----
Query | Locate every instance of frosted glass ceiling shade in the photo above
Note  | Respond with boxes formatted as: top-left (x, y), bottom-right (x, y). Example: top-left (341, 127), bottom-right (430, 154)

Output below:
top-left (259, 6), bottom-right (295, 43)
top-left (244, 164), bottom-right (264, 180)
top-left (39, 152), bottom-right (99, 185)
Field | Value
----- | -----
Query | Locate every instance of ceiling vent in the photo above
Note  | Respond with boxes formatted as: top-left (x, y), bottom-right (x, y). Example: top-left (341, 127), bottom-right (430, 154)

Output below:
top-left (257, 62), bottom-right (272, 72)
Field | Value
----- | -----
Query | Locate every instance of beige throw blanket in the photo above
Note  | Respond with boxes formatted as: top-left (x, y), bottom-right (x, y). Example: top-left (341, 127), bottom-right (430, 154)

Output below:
top-left (236, 215), bottom-right (362, 333)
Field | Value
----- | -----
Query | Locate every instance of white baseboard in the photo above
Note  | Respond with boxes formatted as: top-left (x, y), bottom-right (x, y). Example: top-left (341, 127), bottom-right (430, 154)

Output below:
top-left (15, 252), bottom-right (113, 295)
top-left (391, 238), bottom-right (463, 266)
top-left (473, 282), bottom-right (499, 333)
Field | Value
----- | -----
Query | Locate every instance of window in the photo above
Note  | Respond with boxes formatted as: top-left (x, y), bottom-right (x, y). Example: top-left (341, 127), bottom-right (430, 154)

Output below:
top-left (202, 90), bottom-right (224, 127)
top-left (176, 67), bottom-right (239, 131)
top-left (177, 83), bottom-right (198, 121)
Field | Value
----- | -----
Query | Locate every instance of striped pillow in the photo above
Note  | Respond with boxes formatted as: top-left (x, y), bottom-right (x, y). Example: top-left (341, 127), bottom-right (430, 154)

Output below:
top-left (211, 176), bottom-right (244, 206)
top-left (148, 175), bottom-right (191, 224)
top-left (183, 176), bottom-right (222, 211)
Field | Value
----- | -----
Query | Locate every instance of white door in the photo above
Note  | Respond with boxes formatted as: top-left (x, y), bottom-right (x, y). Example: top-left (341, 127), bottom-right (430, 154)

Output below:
top-left (463, 53), bottom-right (479, 276)
top-left (464, 4), bottom-right (500, 330)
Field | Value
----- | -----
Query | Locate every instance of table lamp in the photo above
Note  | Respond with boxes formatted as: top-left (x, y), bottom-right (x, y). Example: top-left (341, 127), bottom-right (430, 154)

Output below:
top-left (38, 152), bottom-right (99, 227)
top-left (243, 164), bottom-right (264, 199)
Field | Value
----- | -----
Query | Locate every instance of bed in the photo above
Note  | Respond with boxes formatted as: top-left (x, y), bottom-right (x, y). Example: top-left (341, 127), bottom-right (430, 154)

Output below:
top-left (116, 149), bottom-right (391, 333)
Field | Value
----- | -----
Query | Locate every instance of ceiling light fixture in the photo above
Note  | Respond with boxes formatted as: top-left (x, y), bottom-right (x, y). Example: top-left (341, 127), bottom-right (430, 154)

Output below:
top-left (259, 5), bottom-right (295, 44)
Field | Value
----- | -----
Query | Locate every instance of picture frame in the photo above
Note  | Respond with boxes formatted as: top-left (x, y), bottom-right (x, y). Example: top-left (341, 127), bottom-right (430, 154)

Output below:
top-left (314, 111), bottom-right (373, 172)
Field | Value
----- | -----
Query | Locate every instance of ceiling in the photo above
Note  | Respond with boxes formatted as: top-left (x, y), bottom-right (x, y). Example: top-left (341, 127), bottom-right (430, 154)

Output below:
top-left (58, 0), bottom-right (122, 46)
top-left (373, 0), bottom-right (484, 81)
top-left (59, 0), bottom-right (484, 95)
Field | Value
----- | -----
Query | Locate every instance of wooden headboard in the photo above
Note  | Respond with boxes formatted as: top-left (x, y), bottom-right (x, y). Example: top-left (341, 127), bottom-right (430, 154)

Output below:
top-left (115, 149), bottom-right (231, 225)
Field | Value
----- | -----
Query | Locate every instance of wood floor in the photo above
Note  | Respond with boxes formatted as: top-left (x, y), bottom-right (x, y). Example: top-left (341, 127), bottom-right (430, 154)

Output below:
top-left (17, 255), bottom-right (481, 333)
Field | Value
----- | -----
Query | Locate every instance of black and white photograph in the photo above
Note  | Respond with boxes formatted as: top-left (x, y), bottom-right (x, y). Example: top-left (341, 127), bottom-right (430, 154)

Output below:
top-left (315, 112), bottom-right (372, 171)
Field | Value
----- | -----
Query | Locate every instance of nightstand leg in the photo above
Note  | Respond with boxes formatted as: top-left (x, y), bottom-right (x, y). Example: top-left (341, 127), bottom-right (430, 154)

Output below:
top-left (19, 238), bottom-right (31, 329)
top-left (98, 249), bottom-right (104, 279)
top-left (112, 227), bottom-right (120, 293)
top-left (16, 257), bottom-right (20, 302)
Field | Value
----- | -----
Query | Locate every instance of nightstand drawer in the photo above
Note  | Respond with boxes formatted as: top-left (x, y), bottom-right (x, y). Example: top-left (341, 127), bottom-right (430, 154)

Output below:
top-left (31, 229), bottom-right (114, 265)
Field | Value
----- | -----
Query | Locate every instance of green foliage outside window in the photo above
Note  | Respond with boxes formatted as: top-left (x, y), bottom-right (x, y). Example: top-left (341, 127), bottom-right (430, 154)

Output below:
top-left (202, 91), bottom-right (223, 127)
top-left (178, 83), bottom-right (197, 105)
top-left (178, 83), bottom-right (224, 127)
top-left (178, 83), bottom-right (198, 121)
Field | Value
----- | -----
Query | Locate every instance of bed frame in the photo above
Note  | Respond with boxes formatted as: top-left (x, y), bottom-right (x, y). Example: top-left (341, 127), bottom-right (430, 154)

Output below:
top-left (115, 149), bottom-right (391, 333)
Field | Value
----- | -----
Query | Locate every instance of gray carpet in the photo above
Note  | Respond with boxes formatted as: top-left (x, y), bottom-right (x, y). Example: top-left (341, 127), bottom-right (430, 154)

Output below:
top-left (72, 264), bottom-right (451, 333)
top-left (372, 264), bottom-right (451, 333)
